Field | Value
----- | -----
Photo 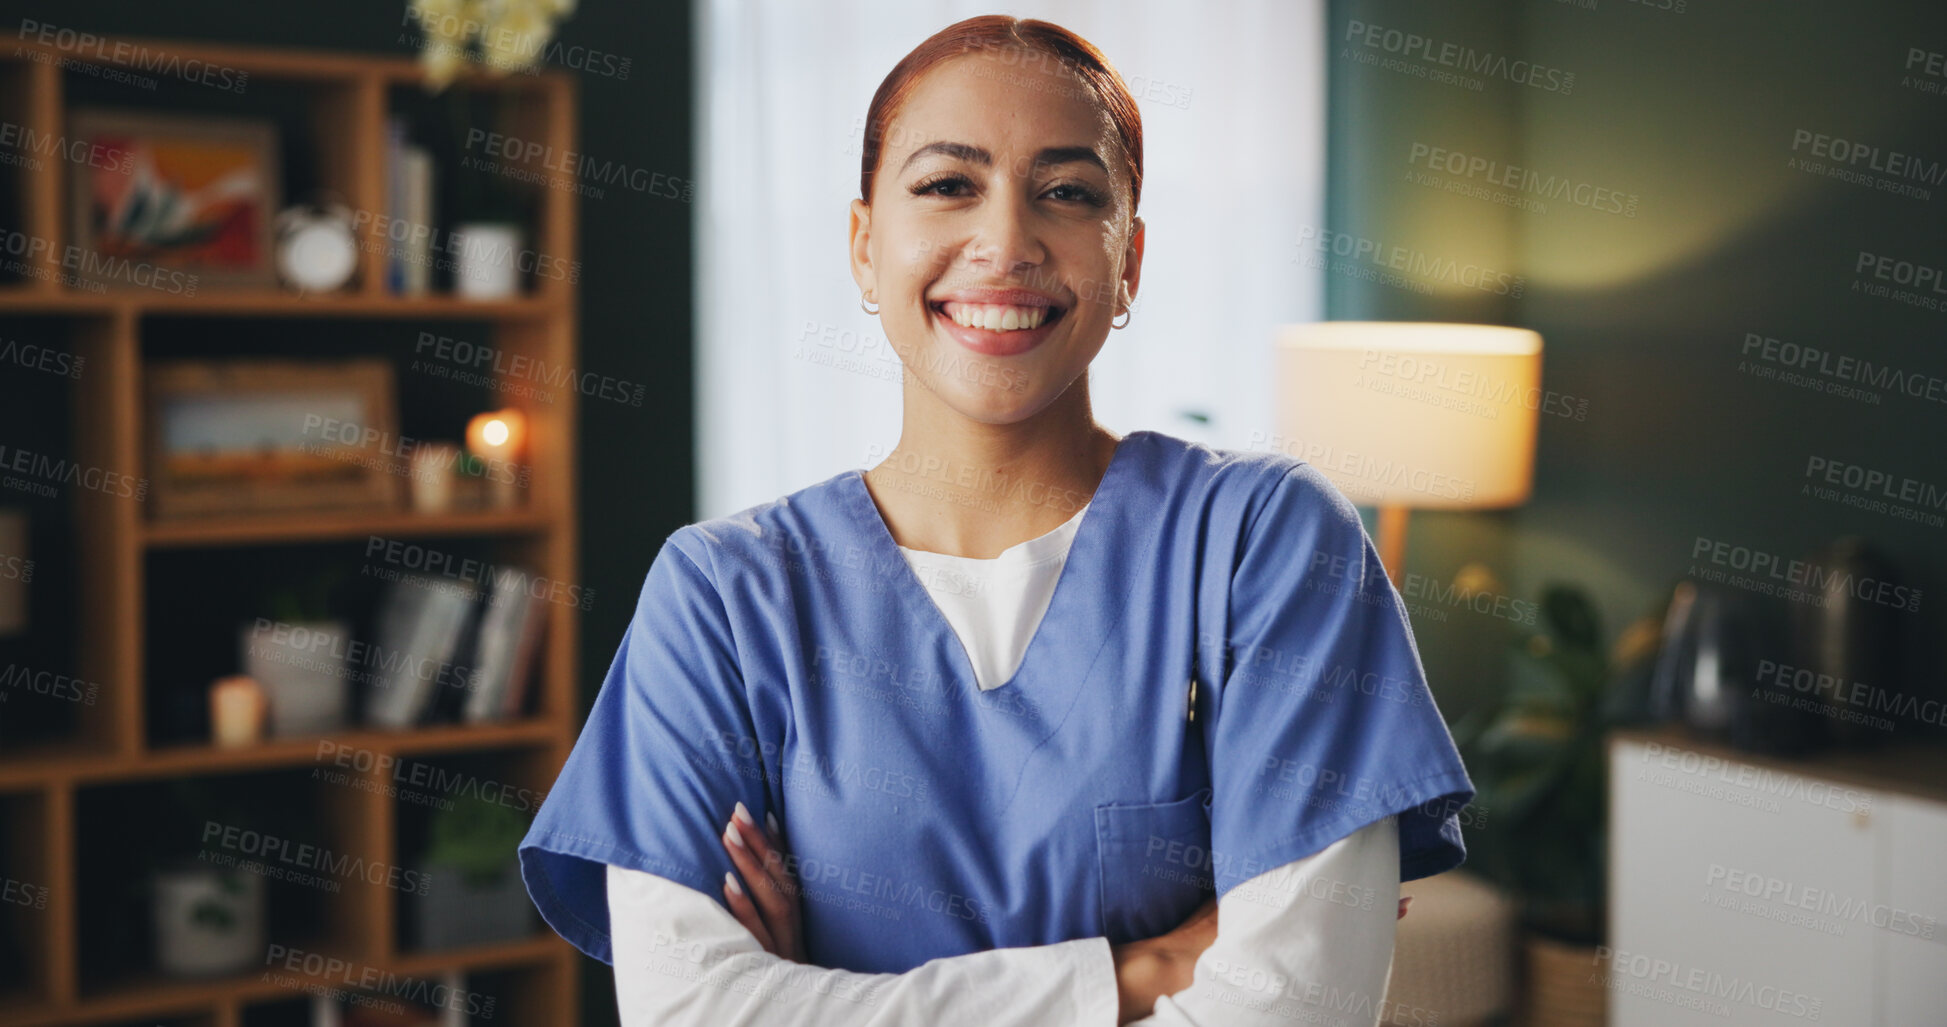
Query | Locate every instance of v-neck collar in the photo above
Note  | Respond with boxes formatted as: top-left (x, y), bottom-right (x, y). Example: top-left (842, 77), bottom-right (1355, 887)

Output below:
top-left (844, 432), bottom-right (1146, 694)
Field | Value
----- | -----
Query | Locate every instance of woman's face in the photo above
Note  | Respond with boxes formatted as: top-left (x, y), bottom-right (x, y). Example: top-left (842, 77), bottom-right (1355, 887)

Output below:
top-left (850, 50), bottom-right (1144, 425)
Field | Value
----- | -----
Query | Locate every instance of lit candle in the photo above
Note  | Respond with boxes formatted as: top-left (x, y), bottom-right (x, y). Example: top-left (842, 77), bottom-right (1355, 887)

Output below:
top-left (465, 409), bottom-right (527, 508)
top-left (210, 675), bottom-right (266, 748)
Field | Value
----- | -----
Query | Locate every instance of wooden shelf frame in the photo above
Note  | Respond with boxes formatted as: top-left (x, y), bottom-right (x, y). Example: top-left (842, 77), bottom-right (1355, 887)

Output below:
top-left (0, 33), bottom-right (583, 1027)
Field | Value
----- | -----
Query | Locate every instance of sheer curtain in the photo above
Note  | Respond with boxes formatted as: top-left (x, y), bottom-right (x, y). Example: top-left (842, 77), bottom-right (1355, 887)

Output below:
top-left (694, 0), bottom-right (1325, 518)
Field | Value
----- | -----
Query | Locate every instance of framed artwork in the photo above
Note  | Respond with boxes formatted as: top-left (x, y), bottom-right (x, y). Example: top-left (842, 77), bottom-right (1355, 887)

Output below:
top-left (146, 359), bottom-right (402, 519)
top-left (68, 108), bottom-right (281, 290)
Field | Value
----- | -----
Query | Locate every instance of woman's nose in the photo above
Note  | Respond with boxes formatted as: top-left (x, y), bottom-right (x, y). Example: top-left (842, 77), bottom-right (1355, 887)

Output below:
top-left (965, 199), bottom-right (1045, 275)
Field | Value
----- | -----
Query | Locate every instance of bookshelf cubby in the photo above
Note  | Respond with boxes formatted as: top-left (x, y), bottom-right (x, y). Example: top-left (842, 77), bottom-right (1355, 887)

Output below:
top-left (0, 34), bottom-right (580, 1027)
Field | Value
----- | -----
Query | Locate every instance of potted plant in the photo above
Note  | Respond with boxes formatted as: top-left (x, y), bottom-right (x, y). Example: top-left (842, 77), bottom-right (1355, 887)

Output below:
top-left (411, 793), bottom-right (536, 950)
top-left (239, 567), bottom-right (351, 737)
top-left (144, 780), bottom-right (285, 977)
top-left (1449, 584), bottom-right (1661, 1026)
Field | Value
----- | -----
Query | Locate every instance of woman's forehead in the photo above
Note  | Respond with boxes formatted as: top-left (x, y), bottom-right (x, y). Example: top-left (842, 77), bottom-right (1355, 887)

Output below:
top-left (887, 53), bottom-right (1117, 163)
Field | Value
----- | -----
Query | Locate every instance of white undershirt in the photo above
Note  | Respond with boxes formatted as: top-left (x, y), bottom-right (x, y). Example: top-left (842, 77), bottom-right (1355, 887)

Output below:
top-left (604, 507), bottom-right (1400, 1025)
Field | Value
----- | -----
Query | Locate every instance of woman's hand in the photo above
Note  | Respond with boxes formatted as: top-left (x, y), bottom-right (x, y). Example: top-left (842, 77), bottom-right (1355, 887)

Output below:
top-left (1110, 895), bottom-right (1218, 1024)
top-left (720, 801), bottom-right (805, 963)
top-left (1108, 893), bottom-right (1411, 1023)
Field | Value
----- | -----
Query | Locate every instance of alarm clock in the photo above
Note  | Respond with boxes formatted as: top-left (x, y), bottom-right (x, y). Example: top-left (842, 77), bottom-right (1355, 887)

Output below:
top-left (274, 202), bottom-right (359, 293)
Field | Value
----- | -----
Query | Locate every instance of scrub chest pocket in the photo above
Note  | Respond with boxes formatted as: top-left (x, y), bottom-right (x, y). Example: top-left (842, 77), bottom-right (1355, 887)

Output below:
top-left (1093, 787), bottom-right (1214, 944)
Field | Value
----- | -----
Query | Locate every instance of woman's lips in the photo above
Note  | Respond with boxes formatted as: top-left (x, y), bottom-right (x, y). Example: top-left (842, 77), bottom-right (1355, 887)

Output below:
top-left (928, 301), bottom-right (1066, 357)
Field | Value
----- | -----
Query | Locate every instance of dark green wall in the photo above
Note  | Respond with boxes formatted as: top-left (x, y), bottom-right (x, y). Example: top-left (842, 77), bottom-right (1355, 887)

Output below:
top-left (1328, 0), bottom-right (1947, 730)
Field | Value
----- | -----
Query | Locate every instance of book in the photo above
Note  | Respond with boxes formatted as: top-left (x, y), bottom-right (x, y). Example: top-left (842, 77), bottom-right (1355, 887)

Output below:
top-left (464, 566), bottom-right (548, 723)
top-left (365, 574), bottom-right (476, 729)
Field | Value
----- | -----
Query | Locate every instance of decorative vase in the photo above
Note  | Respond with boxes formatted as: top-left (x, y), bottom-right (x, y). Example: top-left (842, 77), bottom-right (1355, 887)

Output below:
top-left (153, 862), bottom-right (265, 977)
top-left (238, 619), bottom-right (351, 736)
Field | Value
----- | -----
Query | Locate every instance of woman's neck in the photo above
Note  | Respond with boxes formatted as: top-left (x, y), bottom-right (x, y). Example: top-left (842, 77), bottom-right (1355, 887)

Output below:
top-left (863, 383), bottom-right (1120, 559)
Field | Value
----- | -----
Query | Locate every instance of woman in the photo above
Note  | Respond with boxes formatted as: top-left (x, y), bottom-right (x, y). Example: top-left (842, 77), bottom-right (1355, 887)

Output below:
top-left (521, 15), bottom-right (1474, 1026)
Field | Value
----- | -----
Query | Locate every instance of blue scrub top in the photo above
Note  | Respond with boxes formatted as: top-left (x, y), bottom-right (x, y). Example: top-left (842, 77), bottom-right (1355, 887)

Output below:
top-left (520, 430), bottom-right (1475, 972)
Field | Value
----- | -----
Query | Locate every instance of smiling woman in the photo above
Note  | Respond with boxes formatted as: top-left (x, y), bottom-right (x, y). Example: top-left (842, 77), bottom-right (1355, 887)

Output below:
top-left (520, 14), bottom-right (1473, 1027)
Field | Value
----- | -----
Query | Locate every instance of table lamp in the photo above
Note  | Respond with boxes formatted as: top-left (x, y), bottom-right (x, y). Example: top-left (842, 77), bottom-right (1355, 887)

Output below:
top-left (1275, 322), bottom-right (1542, 582)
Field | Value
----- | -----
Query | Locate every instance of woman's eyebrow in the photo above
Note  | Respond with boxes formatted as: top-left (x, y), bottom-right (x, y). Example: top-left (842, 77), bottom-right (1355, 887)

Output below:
top-left (899, 141), bottom-right (1108, 175)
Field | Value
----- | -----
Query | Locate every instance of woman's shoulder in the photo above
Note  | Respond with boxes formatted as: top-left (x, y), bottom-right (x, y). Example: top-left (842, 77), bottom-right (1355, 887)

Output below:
top-left (657, 468), bottom-right (866, 585)
top-left (1131, 429), bottom-right (1351, 517)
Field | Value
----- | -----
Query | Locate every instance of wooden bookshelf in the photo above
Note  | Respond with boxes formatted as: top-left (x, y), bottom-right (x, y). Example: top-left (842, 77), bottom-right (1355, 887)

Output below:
top-left (0, 35), bottom-right (581, 1026)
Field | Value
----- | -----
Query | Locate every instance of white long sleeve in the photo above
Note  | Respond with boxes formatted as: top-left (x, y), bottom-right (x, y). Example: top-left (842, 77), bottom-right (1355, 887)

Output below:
top-left (605, 815), bottom-right (1398, 1026)
top-left (606, 862), bottom-right (1120, 1026)
top-left (1135, 815), bottom-right (1401, 1027)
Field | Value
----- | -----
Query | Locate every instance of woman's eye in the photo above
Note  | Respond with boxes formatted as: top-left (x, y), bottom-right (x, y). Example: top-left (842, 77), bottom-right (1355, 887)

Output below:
top-left (1047, 183), bottom-right (1107, 206)
top-left (911, 175), bottom-right (971, 197)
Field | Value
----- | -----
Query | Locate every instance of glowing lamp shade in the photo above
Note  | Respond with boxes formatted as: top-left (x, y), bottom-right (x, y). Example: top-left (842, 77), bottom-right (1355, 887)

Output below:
top-left (1276, 322), bottom-right (1542, 577)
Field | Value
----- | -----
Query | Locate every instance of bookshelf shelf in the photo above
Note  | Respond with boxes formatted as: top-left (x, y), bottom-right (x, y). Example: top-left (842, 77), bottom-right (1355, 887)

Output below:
top-left (144, 507), bottom-right (556, 549)
top-left (0, 33), bottom-right (581, 1027)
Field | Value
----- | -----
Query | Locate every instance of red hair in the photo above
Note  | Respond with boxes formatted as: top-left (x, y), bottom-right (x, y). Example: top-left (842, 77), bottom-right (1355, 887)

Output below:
top-left (859, 15), bottom-right (1144, 214)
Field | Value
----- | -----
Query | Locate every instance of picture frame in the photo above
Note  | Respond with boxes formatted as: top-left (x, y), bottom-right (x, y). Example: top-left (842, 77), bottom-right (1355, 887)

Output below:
top-left (146, 359), bottom-right (403, 519)
top-left (67, 107), bottom-right (281, 290)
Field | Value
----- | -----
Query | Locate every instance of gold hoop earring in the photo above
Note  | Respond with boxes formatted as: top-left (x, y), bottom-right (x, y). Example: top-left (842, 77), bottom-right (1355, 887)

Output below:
top-left (1111, 309), bottom-right (1131, 330)
top-left (860, 293), bottom-right (879, 316)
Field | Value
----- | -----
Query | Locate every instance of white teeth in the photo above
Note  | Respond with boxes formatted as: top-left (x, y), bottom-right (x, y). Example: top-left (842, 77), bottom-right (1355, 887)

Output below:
top-left (942, 302), bottom-right (1050, 331)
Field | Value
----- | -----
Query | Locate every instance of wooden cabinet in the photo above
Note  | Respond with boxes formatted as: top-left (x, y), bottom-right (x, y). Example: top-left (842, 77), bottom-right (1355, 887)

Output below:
top-left (1609, 729), bottom-right (1947, 1026)
top-left (0, 34), bottom-right (580, 1027)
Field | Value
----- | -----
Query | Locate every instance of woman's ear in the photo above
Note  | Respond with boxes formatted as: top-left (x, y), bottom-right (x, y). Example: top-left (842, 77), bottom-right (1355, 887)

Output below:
top-left (1120, 215), bottom-right (1146, 312)
top-left (848, 198), bottom-right (876, 297)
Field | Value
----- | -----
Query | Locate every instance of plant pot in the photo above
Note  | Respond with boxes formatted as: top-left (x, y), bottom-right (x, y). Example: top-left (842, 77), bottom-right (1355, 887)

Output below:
top-left (410, 859), bottom-right (535, 951)
top-left (153, 862), bottom-right (265, 977)
top-left (238, 619), bottom-right (350, 737)
top-left (1522, 934), bottom-right (1607, 1026)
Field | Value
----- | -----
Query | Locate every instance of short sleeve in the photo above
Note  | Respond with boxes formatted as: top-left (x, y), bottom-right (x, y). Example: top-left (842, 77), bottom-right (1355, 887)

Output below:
top-left (519, 533), bottom-right (765, 965)
top-left (1203, 463), bottom-right (1475, 897)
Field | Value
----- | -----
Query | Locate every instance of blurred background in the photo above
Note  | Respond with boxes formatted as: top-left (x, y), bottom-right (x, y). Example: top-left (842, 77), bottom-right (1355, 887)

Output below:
top-left (0, 0), bottom-right (1940, 1024)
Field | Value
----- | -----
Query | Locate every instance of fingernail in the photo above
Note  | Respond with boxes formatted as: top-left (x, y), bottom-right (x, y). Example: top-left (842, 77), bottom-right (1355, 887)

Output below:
top-left (724, 823), bottom-right (745, 849)
top-left (733, 801), bottom-right (757, 828)
top-left (725, 871), bottom-right (743, 895)
top-left (766, 810), bottom-right (780, 835)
